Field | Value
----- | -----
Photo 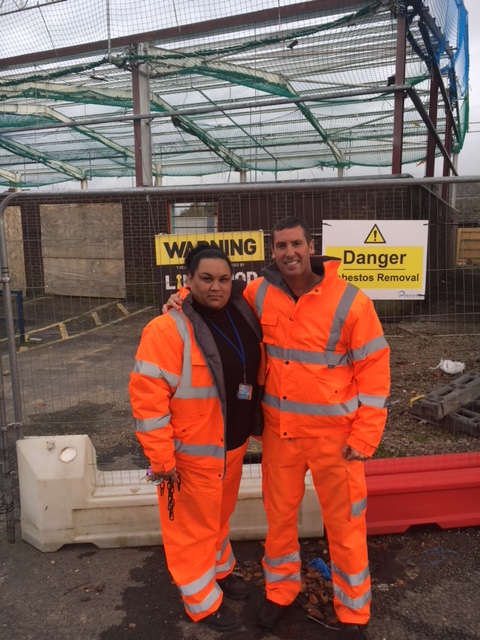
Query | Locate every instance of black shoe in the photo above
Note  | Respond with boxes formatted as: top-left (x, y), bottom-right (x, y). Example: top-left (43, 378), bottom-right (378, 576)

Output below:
top-left (217, 573), bottom-right (250, 600)
top-left (256, 598), bottom-right (287, 628)
top-left (340, 623), bottom-right (368, 639)
top-left (202, 602), bottom-right (241, 632)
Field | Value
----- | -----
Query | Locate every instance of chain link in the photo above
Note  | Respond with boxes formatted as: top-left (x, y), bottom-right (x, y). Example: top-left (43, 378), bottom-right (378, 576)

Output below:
top-left (144, 469), bottom-right (182, 521)
top-left (159, 475), bottom-right (181, 520)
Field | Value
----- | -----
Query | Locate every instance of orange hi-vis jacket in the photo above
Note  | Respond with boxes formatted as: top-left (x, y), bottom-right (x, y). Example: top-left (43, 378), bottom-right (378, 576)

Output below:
top-left (130, 286), bottom-right (263, 476)
top-left (243, 256), bottom-right (390, 455)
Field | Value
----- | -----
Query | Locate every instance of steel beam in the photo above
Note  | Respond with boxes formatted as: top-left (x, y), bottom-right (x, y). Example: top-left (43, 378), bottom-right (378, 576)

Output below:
top-left (392, 1), bottom-right (407, 175)
top-left (131, 59), bottom-right (153, 187)
top-left (0, 1), bottom-right (366, 69)
top-left (426, 72), bottom-right (439, 177)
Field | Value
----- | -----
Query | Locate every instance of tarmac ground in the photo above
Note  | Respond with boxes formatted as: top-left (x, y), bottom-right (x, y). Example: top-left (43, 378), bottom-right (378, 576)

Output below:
top-left (0, 523), bottom-right (480, 640)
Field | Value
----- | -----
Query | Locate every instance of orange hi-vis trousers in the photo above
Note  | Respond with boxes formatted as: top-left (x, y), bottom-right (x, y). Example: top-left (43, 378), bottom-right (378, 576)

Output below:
top-left (261, 427), bottom-right (371, 625)
top-left (158, 442), bottom-right (248, 622)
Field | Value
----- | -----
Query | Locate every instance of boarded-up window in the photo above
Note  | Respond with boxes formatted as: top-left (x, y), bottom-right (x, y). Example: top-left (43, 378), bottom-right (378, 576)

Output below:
top-left (5, 206), bottom-right (26, 293)
top-left (40, 203), bottom-right (126, 298)
top-left (456, 228), bottom-right (480, 265)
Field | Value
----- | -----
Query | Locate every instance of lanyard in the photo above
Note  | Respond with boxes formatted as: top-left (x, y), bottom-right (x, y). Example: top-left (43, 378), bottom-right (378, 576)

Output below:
top-left (204, 311), bottom-right (247, 383)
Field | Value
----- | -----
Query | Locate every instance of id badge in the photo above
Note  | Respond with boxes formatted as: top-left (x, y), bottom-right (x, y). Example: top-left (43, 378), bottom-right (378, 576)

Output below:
top-left (237, 383), bottom-right (253, 400)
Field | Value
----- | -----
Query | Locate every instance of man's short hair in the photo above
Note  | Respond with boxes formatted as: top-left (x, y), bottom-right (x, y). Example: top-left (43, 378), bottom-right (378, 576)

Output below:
top-left (271, 216), bottom-right (312, 244)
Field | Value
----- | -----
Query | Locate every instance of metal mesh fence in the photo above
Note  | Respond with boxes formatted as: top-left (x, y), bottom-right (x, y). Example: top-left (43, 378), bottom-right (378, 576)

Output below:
top-left (0, 177), bottom-right (479, 541)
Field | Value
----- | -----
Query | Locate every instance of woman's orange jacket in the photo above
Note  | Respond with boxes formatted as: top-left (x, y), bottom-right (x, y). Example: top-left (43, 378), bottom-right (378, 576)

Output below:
top-left (130, 284), bottom-right (263, 475)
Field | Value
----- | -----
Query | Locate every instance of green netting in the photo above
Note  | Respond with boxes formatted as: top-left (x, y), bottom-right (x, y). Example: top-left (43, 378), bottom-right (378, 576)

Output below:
top-left (0, 0), bottom-right (469, 187)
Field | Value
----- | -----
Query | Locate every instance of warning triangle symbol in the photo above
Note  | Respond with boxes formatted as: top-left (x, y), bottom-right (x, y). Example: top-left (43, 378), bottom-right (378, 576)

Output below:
top-left (364, 224), bottom-right (386, 244)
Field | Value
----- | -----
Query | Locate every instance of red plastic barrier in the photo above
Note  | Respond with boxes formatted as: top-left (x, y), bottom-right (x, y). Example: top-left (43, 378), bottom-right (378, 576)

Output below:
top-left (365, 453), bottom-right (480, 535)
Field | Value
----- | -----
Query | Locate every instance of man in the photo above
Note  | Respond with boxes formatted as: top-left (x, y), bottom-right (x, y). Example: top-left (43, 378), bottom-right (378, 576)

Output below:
top-left (243, 216), bottom-right (390, 640)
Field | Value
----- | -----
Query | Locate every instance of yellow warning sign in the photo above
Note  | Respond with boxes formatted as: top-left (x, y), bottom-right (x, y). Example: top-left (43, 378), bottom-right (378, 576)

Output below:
top-left (155, 230), bottom-right (265, 266)
top-left (325, 246), bottom-right (424, 289)
top-left (364, 224), bottom-right (386, 244)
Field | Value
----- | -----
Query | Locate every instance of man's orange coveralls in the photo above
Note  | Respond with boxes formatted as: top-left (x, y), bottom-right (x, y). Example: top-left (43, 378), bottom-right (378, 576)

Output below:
top-left (244, 256), bottom-right (390, 626)
top-left (129, 289), bottom-right (263, 622)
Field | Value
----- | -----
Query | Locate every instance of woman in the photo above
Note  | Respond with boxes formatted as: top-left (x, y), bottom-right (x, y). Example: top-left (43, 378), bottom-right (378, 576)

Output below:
top-left (129, 245), bottom-right (263, 632)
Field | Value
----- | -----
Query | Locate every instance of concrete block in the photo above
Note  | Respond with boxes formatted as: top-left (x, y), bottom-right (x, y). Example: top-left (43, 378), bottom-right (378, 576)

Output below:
top-left (409, 372), bottom-right (480, 419)
top-left (17, 435), bottom-right (323, 553)
top-left (440, 399), bottom-right (480, 437)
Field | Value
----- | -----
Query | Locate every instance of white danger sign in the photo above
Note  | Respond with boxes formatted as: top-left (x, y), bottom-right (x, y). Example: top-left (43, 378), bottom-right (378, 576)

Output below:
top-left (322, 220), bottom-right (429, 300)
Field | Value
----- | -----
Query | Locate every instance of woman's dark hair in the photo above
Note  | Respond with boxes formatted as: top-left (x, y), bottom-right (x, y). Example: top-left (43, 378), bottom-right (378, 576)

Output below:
top-left (185, 243), bottom-right (232, 276)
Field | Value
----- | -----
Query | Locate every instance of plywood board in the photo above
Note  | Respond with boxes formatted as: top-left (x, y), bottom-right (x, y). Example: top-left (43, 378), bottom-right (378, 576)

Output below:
top-left (40, 204), bottom-right (126, 297)
top-left (5, 206), bottom-right (26, 293)
top-left (43, 257), bottom-right (126, 298)
top-left (456, 228), bottom-right (480, 265)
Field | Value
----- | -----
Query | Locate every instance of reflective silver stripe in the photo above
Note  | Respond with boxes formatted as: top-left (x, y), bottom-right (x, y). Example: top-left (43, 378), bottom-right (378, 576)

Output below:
top-left (133, 359), bottom-right (180, 387)
top-left (264, 551), bottom-right (301, 567)
top-left (216, 536), bottom-right (229, 561)
top-left (351, 335), bottom-right (389, 362)
top-left (260, 283), bottom-right (358, 369)
top-left (180, 566), bottom-right (216, 597)
top-left (264, 567), bottom-right (302, 584)
top-left (351, 497), bottom-right (367, 517)
top-left (184, 584), bottom-right (222, 615)
top-left (325, 284), bottom-right (358, 352)
top-left (266, 344), bottom-right (350, 366)
top-left (263, 393), bottom-right (358, 417)
top-left (216, 549), bottom-right (235, 574)
top-left (134, 415), bottom-right (171, 433)
top-left (358, 393), bottom-right (388, 409)
top-left (263, 551), bottom-right (302, 585)
top-left (170, 310), bottom-right (193, 388)
top-left (332, 562), bottom-right (370, 588)
top-left (265, 344), bottom-right (284, 360)
top-left (333, 584), bottom-right (371, 610)
top-left (254, 279), bottom-right (270, 318)
top-left (174, 440), bottom-right (224, 459)
top-left (174, 386), bottom-right (218, 399)
top-left (169, 310), bottom-right (220, 404)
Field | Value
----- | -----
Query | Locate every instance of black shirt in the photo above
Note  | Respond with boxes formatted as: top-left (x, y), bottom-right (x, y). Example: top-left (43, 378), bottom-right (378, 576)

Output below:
top-left (191, 299), bottom-right (261, 450)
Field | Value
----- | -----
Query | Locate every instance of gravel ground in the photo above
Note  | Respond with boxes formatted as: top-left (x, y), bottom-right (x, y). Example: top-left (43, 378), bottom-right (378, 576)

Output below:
top-left (382, 321), bottom-right (480, 458)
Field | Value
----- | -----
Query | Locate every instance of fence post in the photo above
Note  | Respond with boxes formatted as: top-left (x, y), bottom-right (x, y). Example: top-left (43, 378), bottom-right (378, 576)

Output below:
top-left (0, 191), bottom-right (25, 543)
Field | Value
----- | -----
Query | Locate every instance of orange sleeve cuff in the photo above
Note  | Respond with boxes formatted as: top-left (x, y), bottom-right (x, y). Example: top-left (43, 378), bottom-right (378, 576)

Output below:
top-left (346, 434), bottom-right (376, 458)
top-left (151, 457), bottom-right (176, 474)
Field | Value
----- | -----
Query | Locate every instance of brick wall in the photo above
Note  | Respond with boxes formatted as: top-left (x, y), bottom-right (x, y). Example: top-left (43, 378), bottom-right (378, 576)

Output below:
top-left (2, 181), bottom-right (454, 306)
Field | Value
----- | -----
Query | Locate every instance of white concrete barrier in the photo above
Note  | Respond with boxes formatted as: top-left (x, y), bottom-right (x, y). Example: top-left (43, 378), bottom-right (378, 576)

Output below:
top-left (16, 434), bottom-right (323, 552)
